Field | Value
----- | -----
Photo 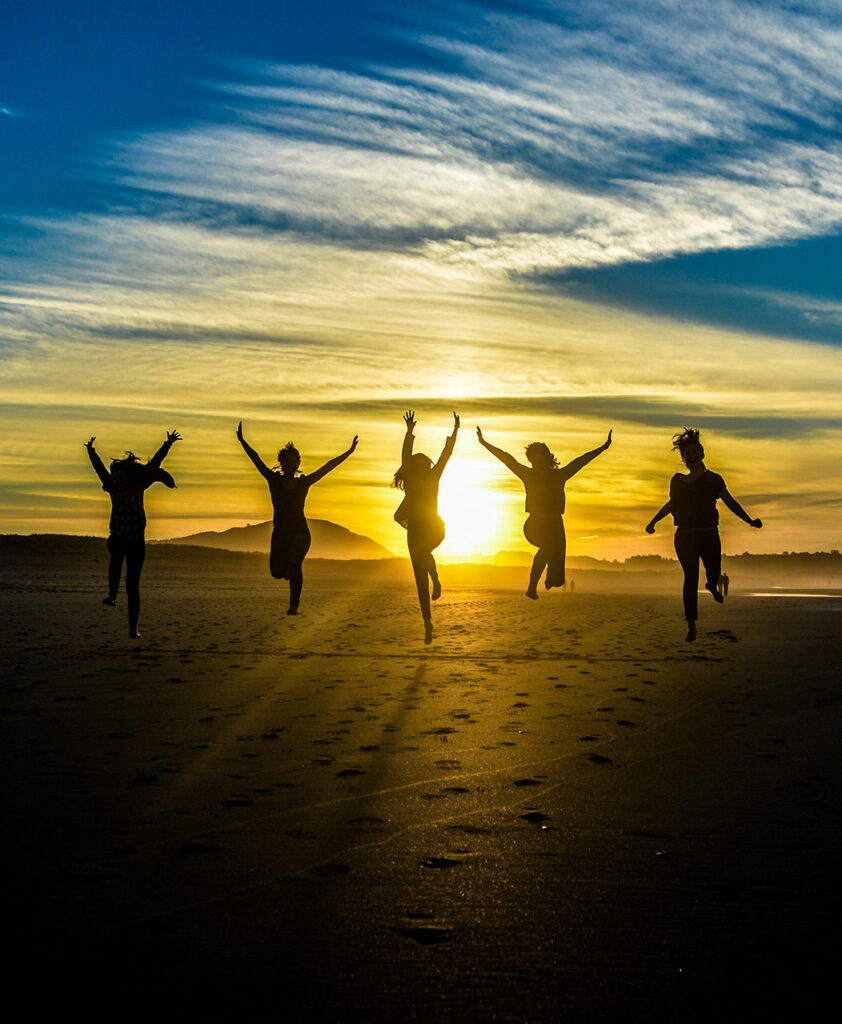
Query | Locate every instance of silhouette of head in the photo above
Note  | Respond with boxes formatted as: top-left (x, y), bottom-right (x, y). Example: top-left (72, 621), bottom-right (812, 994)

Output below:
top-left (392, 452), bottom-right (433, 490)
top-left (278, 442), bottom-right (301, 474)
top-left (525, 442), bottom-right (558, 469)
top-left (109, 453), bottom-right (141, 480)
top-left (672, 428), bottom-right (704, 467)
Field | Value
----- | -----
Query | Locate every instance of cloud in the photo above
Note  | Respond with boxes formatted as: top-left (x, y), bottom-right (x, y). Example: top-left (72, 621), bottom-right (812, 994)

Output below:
top-left (95, 0), bottom-right (842, 281)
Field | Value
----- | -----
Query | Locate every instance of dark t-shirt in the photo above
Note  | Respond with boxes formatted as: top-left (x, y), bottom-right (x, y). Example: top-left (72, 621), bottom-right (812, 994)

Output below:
top-left (268, 474), bottom-right (310, 530)
top-left (669, 470), bottom-right (725, 529)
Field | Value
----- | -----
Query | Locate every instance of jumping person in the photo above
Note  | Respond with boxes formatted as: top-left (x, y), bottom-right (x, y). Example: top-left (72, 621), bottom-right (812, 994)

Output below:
top-left (645, 428), bottom-right (762, 642)
top-left (477, 426), bottom-right (612, 599)
top-left (236, 421), bottom-right (357, 615)
top-left (85, 430), bottom-right (181, 638)
top-left (393, 410), bottom-right (459, 645)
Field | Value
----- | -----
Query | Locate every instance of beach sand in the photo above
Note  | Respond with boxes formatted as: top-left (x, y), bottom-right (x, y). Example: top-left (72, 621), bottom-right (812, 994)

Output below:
top-left (2, 560), bottom-right (840, 1021)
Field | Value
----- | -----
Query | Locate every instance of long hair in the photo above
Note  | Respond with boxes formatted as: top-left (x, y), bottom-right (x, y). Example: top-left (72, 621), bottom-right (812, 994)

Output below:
top-left (392, 453), bottom-right (433, 490)
top-left (672, 427), bottom-right (703, 457)
top-left (524, 441), bottom-right (558, 468)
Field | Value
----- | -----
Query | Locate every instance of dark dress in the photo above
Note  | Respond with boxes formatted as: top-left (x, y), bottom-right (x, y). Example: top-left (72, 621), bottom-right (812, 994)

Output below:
top-left (669, 470), bottom-right (726, 620)
top-left (267, 474), bottom-right (312, 580)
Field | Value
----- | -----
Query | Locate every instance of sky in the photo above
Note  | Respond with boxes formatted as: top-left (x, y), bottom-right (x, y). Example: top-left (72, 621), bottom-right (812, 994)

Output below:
top-left (2, 0), bottom-right (841, 559)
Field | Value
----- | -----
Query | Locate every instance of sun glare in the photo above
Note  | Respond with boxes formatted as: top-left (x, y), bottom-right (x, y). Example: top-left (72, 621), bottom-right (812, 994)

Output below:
top-left (437, 455), bottom-right (503, 559)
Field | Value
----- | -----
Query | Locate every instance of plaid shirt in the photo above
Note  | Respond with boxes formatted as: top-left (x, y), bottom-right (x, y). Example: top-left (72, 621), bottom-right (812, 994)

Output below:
top-left (87, 441), bottom-right (175, 541)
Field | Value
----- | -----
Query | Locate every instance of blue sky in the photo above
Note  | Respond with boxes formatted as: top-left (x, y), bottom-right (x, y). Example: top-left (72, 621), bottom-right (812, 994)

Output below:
top-left (2, 0), bottom-right (841, 553)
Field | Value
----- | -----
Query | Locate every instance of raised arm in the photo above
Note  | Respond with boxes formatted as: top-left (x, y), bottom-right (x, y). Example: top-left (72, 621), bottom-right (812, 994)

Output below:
top-left (307, 436), bottom-right (359, 485)
top-left (236, 421), bottom-right (273, 481)
top-left (559, 429), bottom-right (612, 479)
top-left (84, 437), bottom-right (111, 489)
top-left (401, 410), bottom-right (416, 474)
top-left (645, 500), bottom-right (672, 534)
top-left (476, 426), bottom-right (527, 479)
top-left (720, 488), bottom-right (762, 528)
top-left (148, 429), bottom-right (181, 469)
top-left (433, 413), bottom-right (460, 476)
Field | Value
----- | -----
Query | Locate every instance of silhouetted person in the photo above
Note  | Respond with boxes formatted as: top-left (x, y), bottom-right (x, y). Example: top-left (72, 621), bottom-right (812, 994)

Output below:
top-left (719, 572), bottom-right (730, 598)
top-left (85, 431), bottom-right (180, 638)
top-left (237, 421), bottom-right (357, 615)
top-left (569, 578), bottom-right (576, 593)
top-left (393, 411), bottom-right (459, 644)
top-left (645, 428), bottom-right (761, 642)
top-left (477, 427), bottom-right (612, 599)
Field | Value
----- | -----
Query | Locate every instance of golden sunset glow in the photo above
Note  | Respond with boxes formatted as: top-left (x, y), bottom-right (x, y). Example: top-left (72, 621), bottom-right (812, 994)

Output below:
top-left (436, 454), bottom-right (505, 558)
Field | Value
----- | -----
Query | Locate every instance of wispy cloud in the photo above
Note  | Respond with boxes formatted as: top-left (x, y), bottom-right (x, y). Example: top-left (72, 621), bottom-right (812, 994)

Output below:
top-left (98, 0), bottom-right (842, 277)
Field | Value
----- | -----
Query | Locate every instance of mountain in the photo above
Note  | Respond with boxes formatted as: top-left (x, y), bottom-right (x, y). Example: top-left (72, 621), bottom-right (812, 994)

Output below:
top-left (160, 519), bottom-right (393, 560)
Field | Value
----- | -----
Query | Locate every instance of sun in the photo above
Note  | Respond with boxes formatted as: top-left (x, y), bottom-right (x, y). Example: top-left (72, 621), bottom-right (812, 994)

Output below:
top-left (437, 455), bottom-right (503, 559)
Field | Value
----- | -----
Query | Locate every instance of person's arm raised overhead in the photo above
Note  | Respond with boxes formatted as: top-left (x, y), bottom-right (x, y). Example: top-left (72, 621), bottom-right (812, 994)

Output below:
top-left (476, 426), bottom-right (528, 479)
top-left (307, 436), bottom-right (359, 485)
top-left (236, 421), bottom-right (273, 481)
top-left (559, 429), bottom-right (612, 479)
top-left (84, 437), bottom-right (111, 490)
top-left (720, 487), bottom-right (762, 528)
top-left (148, 429), bottom-right (181, 470)
top-left (401, 410), bottom-right (416, 475)
top-left (434, 412), bottom-right (460, 475)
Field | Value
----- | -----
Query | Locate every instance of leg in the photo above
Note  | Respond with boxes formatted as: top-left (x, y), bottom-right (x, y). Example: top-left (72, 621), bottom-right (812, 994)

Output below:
top-left (544, 523), bottom-right (566, 590)
top-left (105, 535), bottom-right (123, 603)
top-left (429, 553), bottom-right (441, 601)
top-left (527, 550), bottom-right (547, 599)
top-left (674, 529), bottom-right (700, 637)
top-left (409, 546), bottom-right (432, 623)
top-left (701, 531), bottom-right (723, 603)
top-left (287, 562), bottom-right (304, 614)
top-left (124, 541), bottom-right (146, 638)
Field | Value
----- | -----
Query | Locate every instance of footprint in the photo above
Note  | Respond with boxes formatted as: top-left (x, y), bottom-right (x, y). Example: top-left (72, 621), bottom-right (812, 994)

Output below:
top-left (421, 856), bottom-right (462, 869)
top-left (392, 926), bottom-right (454, 945)
top-left (585, 753), bottom-right (613, 765)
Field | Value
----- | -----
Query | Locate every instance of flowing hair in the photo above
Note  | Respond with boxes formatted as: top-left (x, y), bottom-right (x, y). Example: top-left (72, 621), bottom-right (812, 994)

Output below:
top-left (276, 441), bottom-right (301, 470)
top-left (672, 427), bottom-right (702, 455)
top-left (524, 441), bottom-right (559, 468)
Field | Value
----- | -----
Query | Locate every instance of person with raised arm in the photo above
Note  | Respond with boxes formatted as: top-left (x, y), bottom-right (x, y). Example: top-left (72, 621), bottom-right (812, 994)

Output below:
top-left (645, 428), bottom-right (762, 642)
top-left (85, 430), bottom-right (181, 638)
top-left (477, 426), bottom-right (612, 599)
top-left (393, 410), bottom-right (459, 645)
top-left (236, 421), bottom-right (357, 616)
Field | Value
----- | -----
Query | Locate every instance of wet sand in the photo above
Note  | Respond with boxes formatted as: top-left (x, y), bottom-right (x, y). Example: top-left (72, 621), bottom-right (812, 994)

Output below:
top-left (2, 561), bottom-right (840, 1021)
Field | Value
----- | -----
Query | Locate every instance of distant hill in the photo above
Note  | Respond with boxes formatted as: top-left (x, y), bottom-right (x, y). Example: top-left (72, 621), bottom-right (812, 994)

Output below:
top-left (159, 519), bottom-right (392, 560)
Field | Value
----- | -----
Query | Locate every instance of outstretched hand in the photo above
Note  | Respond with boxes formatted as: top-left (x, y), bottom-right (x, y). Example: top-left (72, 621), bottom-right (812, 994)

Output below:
top-left (645, 522), bottom-right (655, 534)
top-left (403, 410), bottom-right (416, 433)
top-left (166, 430), bottom-right (182, 444)
top-left (452, 412), bottom-right (460, 431)
top-left (751, 518), bottom-right (763, 528)
top-left (349, 435), bottom-right (359, 452)
top-left (604, 428), bottom-right (613, 449)
top-left (476, 425), bottom-right (484, 443)
top-left (236, 420), bottom-right (244, 442)
top-left (84, 436), bottom-right (96, 451)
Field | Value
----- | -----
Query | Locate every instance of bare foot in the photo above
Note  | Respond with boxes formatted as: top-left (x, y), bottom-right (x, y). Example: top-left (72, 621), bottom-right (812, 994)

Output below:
top-left (525, 589), bottom-right (538, 601)
top-left (431, 577), bottom-right (441, 601)
top-left (706, 582), bottom-right (724, 603)
top-left (129, 628), bottom-right (140, 639)
top-left (424, 619), bottom-right (433, 645)
top-left (102, 596), bottom-right (116, 606)
top-left (287, 606), bottom-right (299, 616)
top-left (685, 621), bottom-right (697, 642)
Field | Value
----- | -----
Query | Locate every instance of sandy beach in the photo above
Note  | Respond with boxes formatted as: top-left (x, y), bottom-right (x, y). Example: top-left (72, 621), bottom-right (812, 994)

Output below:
top-left (2, 557), bottom-right (840, 1021)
